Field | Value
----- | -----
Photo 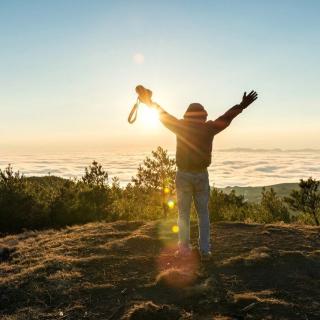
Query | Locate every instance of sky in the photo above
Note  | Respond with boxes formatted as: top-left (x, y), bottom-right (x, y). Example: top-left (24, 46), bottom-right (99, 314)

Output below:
top-left (0, 0), bottom-right (320, 152)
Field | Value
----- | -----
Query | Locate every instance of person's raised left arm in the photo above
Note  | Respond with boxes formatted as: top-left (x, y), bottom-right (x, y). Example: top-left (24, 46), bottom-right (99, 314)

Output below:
top-left (209, 90), bottom-right (258, 135)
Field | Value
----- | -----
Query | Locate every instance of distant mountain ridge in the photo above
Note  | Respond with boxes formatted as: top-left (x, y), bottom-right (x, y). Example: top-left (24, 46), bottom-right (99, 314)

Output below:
top-left (219, 183), bottom-right (300, 202)
top-left (215, 148), bottom-right (320, 152)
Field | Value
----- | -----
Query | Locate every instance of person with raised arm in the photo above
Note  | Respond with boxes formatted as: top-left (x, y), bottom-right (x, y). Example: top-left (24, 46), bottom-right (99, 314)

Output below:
top-left (136, 86), bottom-right (258, 260)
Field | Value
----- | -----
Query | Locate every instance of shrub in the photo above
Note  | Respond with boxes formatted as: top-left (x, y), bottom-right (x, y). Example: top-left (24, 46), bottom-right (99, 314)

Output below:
top-left (50, 161), bottom-right (113, 226)
top-left (0, 161), bottom-right (114, 233)
top-left (0, 165), bottom-right (48, 232)
top-left (259, 188), bottom-right (290, 223)
top-left (132, 146), bottom-right (176, 218)
top-left (209, 188), bottom-right (247, 222)
top-left (285, 177), bottom-right (320, 226)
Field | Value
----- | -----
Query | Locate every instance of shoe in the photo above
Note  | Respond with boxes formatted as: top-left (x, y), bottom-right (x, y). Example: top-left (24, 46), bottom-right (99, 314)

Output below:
top-left (200, 251), bottom-right (212, 262)
top-left (174, 246), bottom-right (192, 258)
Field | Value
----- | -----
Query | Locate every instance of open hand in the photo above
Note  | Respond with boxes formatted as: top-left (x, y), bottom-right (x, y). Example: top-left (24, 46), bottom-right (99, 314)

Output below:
top-left (240, 90), bottom-right (258, 109)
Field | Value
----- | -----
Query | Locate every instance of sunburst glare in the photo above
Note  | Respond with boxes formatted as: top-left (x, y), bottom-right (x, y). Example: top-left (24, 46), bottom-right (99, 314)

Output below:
top-left (138, 104), bottom-right (160, 128)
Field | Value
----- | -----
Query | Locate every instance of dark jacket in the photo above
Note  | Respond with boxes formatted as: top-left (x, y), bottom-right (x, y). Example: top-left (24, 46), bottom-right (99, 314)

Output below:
top-left (159, 104), bottom-right (244, 171)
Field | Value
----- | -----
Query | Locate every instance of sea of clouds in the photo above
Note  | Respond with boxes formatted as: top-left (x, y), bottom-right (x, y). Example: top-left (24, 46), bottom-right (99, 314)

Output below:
top-left (1, 149), bottom-right (319, 187)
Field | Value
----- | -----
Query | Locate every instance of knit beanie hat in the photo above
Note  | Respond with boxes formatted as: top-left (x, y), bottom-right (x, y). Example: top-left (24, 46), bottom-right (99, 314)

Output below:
top-left (183, 103), bottom-right (208, 119)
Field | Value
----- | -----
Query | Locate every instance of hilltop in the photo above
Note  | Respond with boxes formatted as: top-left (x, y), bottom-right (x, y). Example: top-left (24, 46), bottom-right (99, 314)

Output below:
top-left (1, 220), bottom-right (320, 319)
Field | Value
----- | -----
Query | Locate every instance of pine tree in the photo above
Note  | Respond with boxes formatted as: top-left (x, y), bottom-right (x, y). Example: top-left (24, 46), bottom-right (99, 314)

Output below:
top-left (132, 146), bottom-right (176, 218)
top-left (285, 177), bottom-right (320, 226)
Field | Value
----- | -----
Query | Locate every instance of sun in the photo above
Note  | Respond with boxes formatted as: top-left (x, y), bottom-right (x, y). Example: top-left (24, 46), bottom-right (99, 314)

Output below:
top-left (138, 104), bottom-right (160, 128)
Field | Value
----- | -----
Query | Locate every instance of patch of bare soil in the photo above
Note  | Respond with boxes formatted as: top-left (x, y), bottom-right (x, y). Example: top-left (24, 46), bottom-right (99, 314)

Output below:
top-left (1, 220), bottom-right (319, 319)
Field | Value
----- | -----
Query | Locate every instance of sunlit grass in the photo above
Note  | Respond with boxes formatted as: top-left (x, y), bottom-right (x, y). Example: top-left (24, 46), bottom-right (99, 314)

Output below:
top-left (1, 219), bottom-right (320, 318)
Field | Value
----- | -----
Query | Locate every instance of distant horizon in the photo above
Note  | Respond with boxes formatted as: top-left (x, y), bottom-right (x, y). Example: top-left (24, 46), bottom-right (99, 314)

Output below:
top-left (1, 145), bottom-right (320, 154)
top-left (1, 149), bottom-right (319, 188)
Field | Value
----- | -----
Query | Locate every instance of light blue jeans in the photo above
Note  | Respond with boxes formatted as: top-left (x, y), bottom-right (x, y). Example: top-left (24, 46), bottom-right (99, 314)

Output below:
top-left (175, 169), bottom-right (211, 253)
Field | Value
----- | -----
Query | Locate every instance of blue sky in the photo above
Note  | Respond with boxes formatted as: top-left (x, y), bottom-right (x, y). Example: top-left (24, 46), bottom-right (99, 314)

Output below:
top-left (0, 0), bottom-right (319, 151)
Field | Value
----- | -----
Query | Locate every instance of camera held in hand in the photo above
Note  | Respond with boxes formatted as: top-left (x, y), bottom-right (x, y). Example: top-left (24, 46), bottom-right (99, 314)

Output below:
top-left (135, 85), bottom-right (152, 106)
top-left (128, 85), bottom-right (153, 124)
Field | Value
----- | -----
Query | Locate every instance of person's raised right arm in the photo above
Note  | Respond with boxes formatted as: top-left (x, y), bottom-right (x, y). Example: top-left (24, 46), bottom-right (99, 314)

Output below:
top-left (136, 85), bottom-right (182, 134)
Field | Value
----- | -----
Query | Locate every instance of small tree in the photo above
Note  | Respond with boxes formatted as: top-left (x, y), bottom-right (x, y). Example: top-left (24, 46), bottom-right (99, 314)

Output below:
top-left (260, 187), bottom-right (290, 223)
top-left (132, 146), bottom-right (176, 218)
top-left (285, 177), bottom-right (320, 226)
top-left (78, 161), bottom-right (111, 221)
top-left (49, 180), bottom-right (80, 226)
top-left (0, 164), bottom-right (25, 192)
top-left (82, 160), bottom-right (108, 188)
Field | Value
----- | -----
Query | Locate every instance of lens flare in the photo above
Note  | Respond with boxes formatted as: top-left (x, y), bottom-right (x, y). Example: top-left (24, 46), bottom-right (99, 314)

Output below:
top-left (133, 53), bottom-right (144, 64)
top-left (155, 221), bottom-right (200, 288)
top-left (156, 244), bottom-right (200, 288)
top-left (164, 187), bottom-right (170, 194)
top-left (171, 225), bottom-right (179, 233)
top-left (167, 200), bottom-right (175, 209)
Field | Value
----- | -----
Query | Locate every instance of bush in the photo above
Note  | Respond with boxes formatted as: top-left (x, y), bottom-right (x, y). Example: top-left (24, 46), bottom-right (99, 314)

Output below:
top-left (285, 177), bottom-right (320, 226)
top-left (209, 188), bottom-right (247, 222)
top-left (110, 183), bottom-right (174, 221)
top-left (0, 165), bottom-right (48, 232)
top-left (209, 186), bottom-right (290, 224)
top-left (259, 188), bottom-right (290, 223)
top-left (49, 161), bottom-right (113, 227)
top-left (0, 161), bottom-right (114, 233)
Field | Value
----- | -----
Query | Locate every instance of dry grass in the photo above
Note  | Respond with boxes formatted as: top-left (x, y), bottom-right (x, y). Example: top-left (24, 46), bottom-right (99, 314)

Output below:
top-left (1, 220), bottom-right (320, 319)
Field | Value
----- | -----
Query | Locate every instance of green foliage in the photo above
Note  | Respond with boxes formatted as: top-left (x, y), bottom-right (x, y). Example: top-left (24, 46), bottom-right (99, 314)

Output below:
top-left (82, 161), bottom-right (108, 188)
top-left (111, 183), bottom-right (166, 221)
top-left (209, 188), bottom-right (246, 221)
top-left (0, 165), bottom-right (48, 232)
top-left (0, 161), bottom-right (113, 233)
top-left (259, 188), bottom-right (290, 223)
top-left (132, 146), bottom-right (176, 218)
top-left (209, 186), bottom-right (290, 224)
top-left (49, 180), bottom-right (80, 226)
top-left (285, 177), bottom-right (320, 226)
top-left (49, 161), bottom-right (113, 227)
top-left (79, 161), bottom-right (112, 221)
top-left (132, 146), bottom-right (176, 191)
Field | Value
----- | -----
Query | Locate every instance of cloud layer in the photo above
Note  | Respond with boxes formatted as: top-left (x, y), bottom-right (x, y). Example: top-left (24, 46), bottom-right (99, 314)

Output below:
top-left (1, 150), bottom-right (319, 187)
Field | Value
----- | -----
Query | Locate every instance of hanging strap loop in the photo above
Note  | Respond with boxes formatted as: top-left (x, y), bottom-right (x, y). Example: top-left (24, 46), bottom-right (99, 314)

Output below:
top-left (128, 99), bottom-right (140, 124)
top-left (128, 85), bottom-right (153, 124)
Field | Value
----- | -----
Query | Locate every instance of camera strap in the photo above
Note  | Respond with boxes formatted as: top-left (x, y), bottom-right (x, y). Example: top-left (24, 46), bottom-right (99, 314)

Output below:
top-left (128, 98), bottom-right (140, 124)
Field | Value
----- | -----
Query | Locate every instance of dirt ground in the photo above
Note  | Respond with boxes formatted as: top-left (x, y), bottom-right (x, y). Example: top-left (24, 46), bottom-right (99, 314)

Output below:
top-left (1, 220), bottom-right (320, 319)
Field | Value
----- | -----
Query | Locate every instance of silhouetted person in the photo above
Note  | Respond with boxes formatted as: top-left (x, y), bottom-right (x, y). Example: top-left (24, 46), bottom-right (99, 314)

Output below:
top-left (138, 87), bottom-right (258, 259)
